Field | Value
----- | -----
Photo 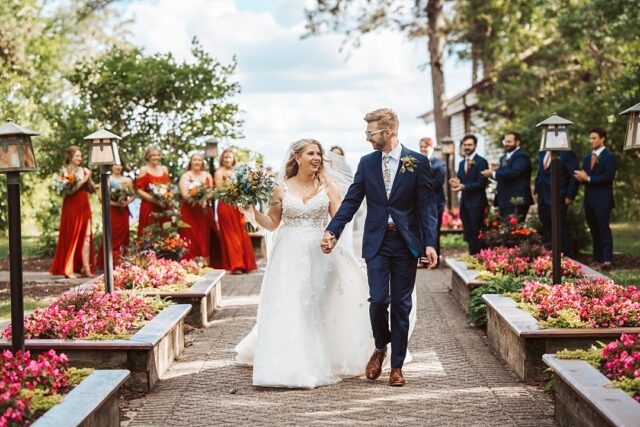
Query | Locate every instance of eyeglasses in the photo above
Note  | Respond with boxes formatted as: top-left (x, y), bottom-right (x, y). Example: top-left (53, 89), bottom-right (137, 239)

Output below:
top-left (365, 129), bottom-right (389, 139)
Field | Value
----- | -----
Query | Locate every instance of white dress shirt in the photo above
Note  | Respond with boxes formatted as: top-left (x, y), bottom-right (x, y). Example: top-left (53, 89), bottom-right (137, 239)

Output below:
top-left (382, 143), bottom-right (402, 224)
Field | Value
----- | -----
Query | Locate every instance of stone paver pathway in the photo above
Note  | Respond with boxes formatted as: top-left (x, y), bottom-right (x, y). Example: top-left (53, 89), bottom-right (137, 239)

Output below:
top-left (124, 269), bottom-right (554, 426)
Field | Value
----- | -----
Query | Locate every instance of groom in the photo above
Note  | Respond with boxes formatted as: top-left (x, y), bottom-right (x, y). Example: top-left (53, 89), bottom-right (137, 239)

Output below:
top-left (321, 108), bottom-right (438, 386)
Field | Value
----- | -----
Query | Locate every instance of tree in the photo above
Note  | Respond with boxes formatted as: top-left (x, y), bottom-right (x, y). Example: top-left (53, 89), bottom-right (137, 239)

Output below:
top-left (451, 0), bottom-right (640, 218)
top-left (39, 39), bottom-right (243, 179)
top-left (304, 0), bottom-right (450, 141)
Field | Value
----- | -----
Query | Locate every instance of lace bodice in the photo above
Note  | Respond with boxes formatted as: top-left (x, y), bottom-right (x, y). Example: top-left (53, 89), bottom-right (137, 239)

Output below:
top-left (281, 185), bottom-right (329, 229)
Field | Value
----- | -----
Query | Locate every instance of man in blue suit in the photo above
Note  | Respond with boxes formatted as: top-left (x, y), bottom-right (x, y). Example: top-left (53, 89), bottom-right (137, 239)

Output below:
top-left (419, 137), bottom-right (445, 264)
top-left (534, 148), bottom-right (579, 257)
top-left (482, 132), bottom-right (533, 221)
top-left (574, 127), bottom-right (616, 270)
top-left (450, 134), bottom-right (489, 254)
top-left (321, 108), bottom-right (438, 387)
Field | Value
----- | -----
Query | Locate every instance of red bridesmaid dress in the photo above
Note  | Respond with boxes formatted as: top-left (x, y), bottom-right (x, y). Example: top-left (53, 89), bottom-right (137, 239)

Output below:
top-left (49, 185), bottom-right (94, 276)
top-left (179, 176), bottom-right (217, 263)
top-left (97, 182), bottom-right (131, 269)
top-left (217, 198), bottom-right (257, 273)
top-left (135, 171), bottom-right (171, 236)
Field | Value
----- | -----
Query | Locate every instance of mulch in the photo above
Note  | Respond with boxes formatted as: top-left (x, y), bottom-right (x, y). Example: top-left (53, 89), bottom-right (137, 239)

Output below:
top-left (0, 280), bottom-right (78, 300)
top-left (0, 258), bottom-right (51, 272)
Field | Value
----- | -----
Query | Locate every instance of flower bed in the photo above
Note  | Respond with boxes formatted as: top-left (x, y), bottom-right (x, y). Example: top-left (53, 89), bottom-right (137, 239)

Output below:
top-left (513, 278), bottom-right (640, 329)
top-left (1, 349), bottom-right (92, 426)
top-left (111, 252), bottom-right (206, 292)
top-left (543, 334), bottom-right (640, 426)
top-left (1, 287), bottom-right (167, 341)
top-left (447, 246), bottom-right (590, 326)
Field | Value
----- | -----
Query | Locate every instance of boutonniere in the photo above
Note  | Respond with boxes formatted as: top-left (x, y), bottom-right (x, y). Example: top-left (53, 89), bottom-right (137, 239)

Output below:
top-left (501, 157), bottom-right (510, 167)
top-left (400, 155), bottom-right (419, 173)
top-left (468, 159), bottom-right (476, 168)
top-left (594, 156), bottom-right (600, 165)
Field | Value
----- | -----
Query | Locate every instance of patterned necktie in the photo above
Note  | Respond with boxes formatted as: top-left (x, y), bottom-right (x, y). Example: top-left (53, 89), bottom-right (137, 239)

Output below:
top-left (383, 154), bottom-right (392, 197)
top-left (543, 151), bottom-right (551, 170)
top-left (465, 157), bottom-right (470, 174)
top-left (590, 152), bottom-right (597, 170)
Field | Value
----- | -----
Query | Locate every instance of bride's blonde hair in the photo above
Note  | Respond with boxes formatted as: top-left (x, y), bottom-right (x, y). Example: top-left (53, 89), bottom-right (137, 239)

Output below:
top-left (284, 139), bottom-right (327, 188)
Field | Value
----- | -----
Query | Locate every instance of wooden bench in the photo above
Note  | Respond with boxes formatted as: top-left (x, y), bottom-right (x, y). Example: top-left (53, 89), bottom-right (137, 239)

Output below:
top-left (543, 355), bottom-right (640, 427)
top-left (0, 304), bottom-right (191, 392)
top-left (33, 370), bottom-right (130, 427)
top-left (483, 294), bottom-right (640, 384)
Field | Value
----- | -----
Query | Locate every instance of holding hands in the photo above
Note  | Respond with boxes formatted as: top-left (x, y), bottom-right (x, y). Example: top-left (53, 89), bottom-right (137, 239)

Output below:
top-left (320, 231), bottom-right (337, 254)
top-left (449, 177), bottom-right (464, 192)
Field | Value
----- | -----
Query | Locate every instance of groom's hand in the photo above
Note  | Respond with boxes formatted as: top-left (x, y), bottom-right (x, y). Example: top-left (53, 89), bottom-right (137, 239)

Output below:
top-left (424, 246), bottom-right (438, 269)
top-left (320, 231), bottom-right (337, 254)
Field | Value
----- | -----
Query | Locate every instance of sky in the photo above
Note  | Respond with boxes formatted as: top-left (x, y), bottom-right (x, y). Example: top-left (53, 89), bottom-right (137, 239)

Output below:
top-left (121, 0), bottom-right (472, 168)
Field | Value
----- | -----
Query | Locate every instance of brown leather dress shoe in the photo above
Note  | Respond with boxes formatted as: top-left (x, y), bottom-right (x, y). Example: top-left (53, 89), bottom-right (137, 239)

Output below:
top-left (365, 349), bottom-right (386, 380)
top-left (389, 367), bottom-right (405, 386)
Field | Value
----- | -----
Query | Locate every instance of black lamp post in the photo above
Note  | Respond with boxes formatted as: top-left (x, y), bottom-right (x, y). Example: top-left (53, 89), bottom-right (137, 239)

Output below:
top-left (0, 119), bottom-right (39, 353)
top-left (440, 136), bottom-right (455, 212)
top-left (620, 102), bottom-right (640, 152)
top-left (537, 114), bottom-right (573, 285)
top-left (204, 137), bottom-right (219, 175)
top-left (85, 129), bottom-right (121, 294)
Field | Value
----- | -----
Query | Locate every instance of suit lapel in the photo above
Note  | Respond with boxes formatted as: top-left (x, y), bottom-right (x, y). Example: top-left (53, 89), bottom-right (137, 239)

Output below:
top-left (388, 145), bottom-right (406, 200)
top-left (373, 150), bottom-right (387, 198)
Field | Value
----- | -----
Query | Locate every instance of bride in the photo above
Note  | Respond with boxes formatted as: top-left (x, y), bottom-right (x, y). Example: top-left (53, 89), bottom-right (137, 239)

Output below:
top-left (235, 139), bottom-right (415, 388)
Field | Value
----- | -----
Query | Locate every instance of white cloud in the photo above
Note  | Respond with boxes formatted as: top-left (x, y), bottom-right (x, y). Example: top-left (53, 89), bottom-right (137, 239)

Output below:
top-left (122, 0), bottom-right (471, 167)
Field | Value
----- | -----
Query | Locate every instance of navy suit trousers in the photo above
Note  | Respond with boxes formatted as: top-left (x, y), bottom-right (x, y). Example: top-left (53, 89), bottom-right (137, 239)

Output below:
top-left (538, 203), bottom-right (574, 257)
top-left (461, 206), bottom-right (485, 255)
top-left (365, 230), bottom-right (417, 368)
top-left (585, 206), bottom-right (613, 263)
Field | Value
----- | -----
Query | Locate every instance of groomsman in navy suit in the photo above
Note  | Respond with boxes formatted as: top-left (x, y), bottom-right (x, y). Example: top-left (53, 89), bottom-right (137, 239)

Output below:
top-left (534, 148), bottom-right (579, 256)
top-left (419, 137), bottom-right (445, 264)
top-left (450, 134), bottom-right (489, 254)
top-left (482, 132), bottom-right (533, 221)
top-left (574, 127), bottom-right (616, 269)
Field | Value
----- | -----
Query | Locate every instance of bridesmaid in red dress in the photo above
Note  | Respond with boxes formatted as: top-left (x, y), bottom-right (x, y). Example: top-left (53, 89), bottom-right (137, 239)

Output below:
top-left (49, 146), bottom-right (95, 278)
top-left (215, 149), bottom-right (257, 273)
top-left (96, 163), bottom-right (134, 270)
top-left (178, 153), bottom-right (217, 265)
top-left (134, 146), bottom-right (171, 236)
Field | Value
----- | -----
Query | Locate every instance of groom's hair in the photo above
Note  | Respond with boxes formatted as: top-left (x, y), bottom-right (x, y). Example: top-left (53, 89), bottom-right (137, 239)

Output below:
top-left (364, 108), bottom-right (399, 136)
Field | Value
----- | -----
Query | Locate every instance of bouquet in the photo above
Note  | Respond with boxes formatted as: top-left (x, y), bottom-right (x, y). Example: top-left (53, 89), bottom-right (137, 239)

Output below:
top-left (187, 180), bottom-right (214, 208)
top-left (214, 165), bottom-right (276, 231)
top-left (149, 183), bottom-right (175, 208)
top-left (111, 185), bottom-right (135, 204)
top-left (52, 169), bottom-right (77, 195)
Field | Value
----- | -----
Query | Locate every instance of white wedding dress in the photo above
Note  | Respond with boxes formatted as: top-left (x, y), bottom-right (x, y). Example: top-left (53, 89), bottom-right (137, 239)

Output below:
top-left (235, 184), bottom-right (415, 388)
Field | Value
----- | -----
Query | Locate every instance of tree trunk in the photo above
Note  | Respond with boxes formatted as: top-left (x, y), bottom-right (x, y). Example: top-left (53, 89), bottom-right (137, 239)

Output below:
top-left (426, 0), bottom-right (448, 142)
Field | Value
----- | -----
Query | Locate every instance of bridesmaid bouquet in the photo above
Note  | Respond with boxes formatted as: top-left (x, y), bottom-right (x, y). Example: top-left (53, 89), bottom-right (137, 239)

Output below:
top-left (149, 183), bottom-right (175, 208)
top-left (214, 165), bottom-right (276, 231)
top-left (111, 185), bottom-right (135, 204)
top-left (187, 181), bottom-right (214, 208)
top-left (52, 170), bottom-right (77, 195)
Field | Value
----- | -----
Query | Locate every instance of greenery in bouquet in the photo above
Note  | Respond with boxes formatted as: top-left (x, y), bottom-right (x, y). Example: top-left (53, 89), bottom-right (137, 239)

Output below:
top-left (52, 168), bottom-right (78, 196)
top-left (214, 165), bottom-right (276, 231)
top-left (110, 185), bottom-right (135, 204)
top-left (187, 180), bottom-right (214, 208)
top-left (149, 183), bottom-right (176, 209)
top-left (478, 208), bottom-right (542, 248)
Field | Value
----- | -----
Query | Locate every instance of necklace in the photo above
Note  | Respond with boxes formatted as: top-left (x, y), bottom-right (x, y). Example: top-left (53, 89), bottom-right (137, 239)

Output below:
top-left (296, 176), bottom-right (315, 189)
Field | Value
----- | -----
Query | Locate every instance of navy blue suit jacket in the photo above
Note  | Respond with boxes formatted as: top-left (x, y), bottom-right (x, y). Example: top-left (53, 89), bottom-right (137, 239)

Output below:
top-left (456, 155), bottom-right (489, 209)
top-left (429, 156), bottom-right (446, 211)
top-left (494, 149), bottom-right (533, 208)
top-left (582, 148), bottom-right (616, 208)
top-left (534, 150), bottom-right (579, 205)
top-left (326, 145), bottom-right (438, 260)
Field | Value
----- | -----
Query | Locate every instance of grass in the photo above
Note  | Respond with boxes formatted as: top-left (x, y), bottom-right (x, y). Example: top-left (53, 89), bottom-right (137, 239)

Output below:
top-left (612, 223), bottom-right (640, 257)
top-left (441, 233), bottom-right (467, 250)
top-left (605, 269), bottom-right (640, 287)
top-left (0, 236), bottom-right (42, 259)
top-left (0, 298), bottom-right (50, 321)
